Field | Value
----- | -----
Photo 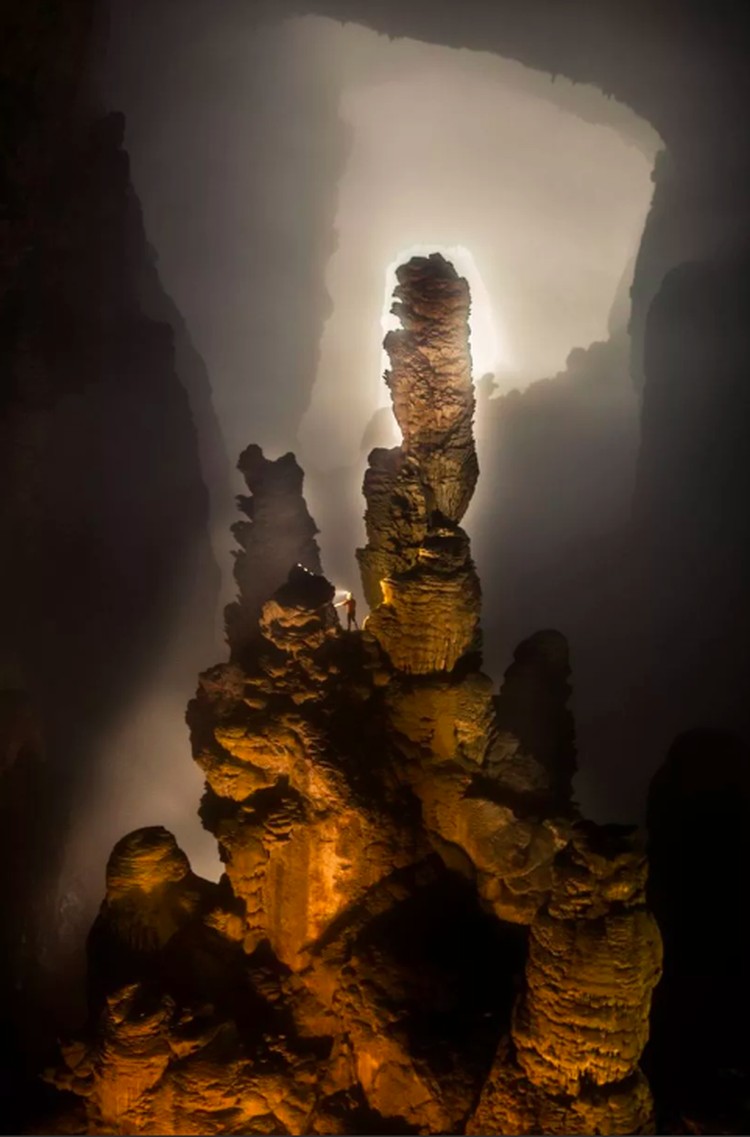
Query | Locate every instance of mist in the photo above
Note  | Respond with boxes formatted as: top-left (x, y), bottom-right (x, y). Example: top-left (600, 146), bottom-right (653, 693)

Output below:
top-left (87, 7), bottom-right (659, 884)
top-left (2, 0), bottom-right (739, 1017)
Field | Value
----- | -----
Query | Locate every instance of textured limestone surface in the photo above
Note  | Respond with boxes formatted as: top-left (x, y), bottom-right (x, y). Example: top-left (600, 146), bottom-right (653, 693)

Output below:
top-left (45, 255), bottom-right (661, 1136)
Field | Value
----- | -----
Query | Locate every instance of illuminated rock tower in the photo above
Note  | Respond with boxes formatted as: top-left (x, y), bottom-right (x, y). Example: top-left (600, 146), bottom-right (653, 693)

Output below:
top-left (48, 254), bottom-right (662, 1137)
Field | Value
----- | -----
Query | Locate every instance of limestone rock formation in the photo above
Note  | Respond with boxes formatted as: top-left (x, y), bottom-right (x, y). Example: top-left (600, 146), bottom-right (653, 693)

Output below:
top-left (383, 254), bottom-right (478, 521)
top-left (469, 825), bottom-right (661, 1136)
top-left (85, 827), bottom-right (224, 1010)
top-left (357, 253), bottom-right (477, 609)
top-left (44, 254), bottom-right (662, 1136)
top-left (226, 445), bottom-right (322, 659)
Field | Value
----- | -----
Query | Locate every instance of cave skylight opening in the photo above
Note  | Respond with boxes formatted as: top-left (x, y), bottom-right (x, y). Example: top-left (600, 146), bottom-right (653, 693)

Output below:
top-left (297, 15), bottom-right (661, 482)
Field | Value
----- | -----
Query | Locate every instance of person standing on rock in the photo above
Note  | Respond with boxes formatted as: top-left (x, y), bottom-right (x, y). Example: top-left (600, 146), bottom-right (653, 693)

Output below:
top-left (335, 592), bottom-right (358, 631)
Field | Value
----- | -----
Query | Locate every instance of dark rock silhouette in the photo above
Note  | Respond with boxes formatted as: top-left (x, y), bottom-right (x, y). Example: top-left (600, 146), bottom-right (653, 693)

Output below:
top-left (0, 0), bottom-right (220, 1100)
top-left (632, 254), bottom-right (750, 749)
top-left (472, 312), bottom-right (639, 819)
top-left (225, 445), bottom-right (323, 661)
top-left (489, 630), bottom-right (578, 815)
top-left (0, 691), bottom-right (48, 1123)
top-left (645, 729), bottom-right (750, 1133)
top-left (102, 0), bottom-right (354, 463)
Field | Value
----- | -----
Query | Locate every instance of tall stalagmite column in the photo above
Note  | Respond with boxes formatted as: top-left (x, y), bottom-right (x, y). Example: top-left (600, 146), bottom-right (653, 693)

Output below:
top-left (360, 253), bottom-right (662, 1136)
top-left (46, 252), bottom-right (661, 1137)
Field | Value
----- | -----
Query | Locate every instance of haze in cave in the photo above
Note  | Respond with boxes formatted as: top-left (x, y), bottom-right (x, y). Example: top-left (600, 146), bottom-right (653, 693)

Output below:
top-left (91, 11), bottom-right (658, 874)
top-left (2, 2), bottom-right (750, 1134)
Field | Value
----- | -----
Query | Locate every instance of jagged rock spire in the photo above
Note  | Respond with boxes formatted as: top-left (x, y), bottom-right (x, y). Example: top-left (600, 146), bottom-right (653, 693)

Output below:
top-left (384, 253), bottom-right (478, 520)
top-left (225, 443), bottom-right (322, 659)
top-left (357, 254), bottom-right (478, 608)
top-left (358, 254), bottom-right (482, 671)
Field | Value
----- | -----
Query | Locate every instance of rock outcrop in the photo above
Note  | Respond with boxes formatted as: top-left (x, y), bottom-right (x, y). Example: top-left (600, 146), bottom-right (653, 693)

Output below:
top-left (357, 254), bottom-right (477, 611)
top-left (44, 254), bottom-right (661, 1136)
top-left (226, 445), bottom-right (323, 660)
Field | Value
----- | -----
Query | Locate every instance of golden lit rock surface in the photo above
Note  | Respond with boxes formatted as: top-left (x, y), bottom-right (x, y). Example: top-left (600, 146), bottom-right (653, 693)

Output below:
top-left (384, 669), bottom-right (495, 768)
top-left (188, 563), bottom-right (421, 972)
top-left (514, 905), bottom-right (662, 1093)
top-left (357, 449), bottom-right (428, 609)
top-left (105, 826), bottom-right (191, 896)
top-left (49, 984), bottom-right (320, 1135)
top-left (505, 824), bottom-right (662, 1131)
top-left (47, 254), bottom-right (662, 1136)
top-left (357, 252), bottom-right (477, 609)
top-left (366, 533), bottom-right (481, 674)
top-left (468, 1040), bottom-right (657, 1136)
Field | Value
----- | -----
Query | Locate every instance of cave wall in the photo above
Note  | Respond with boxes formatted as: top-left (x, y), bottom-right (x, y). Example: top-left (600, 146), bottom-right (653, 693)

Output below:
top-left (0, 0), bottom-right (220, 1086)
top-left (99, 1), bottom-right (353, 469)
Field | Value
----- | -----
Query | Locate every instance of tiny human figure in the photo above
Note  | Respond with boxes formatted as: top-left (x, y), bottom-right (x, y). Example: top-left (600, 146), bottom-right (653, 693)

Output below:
top-left (335, 591), bottom-right (358, 631)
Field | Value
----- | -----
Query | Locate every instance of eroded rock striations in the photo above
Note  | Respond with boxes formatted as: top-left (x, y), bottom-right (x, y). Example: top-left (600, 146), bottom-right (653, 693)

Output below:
top-left (45, 254), bottom-right (661, 1136)
top-left (358, 255), bottom-right (478, 617)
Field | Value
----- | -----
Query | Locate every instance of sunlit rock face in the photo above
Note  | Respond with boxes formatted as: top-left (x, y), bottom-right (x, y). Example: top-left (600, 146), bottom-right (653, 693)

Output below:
top-left (466, 826), bottom-right (661, 1135)
top-left (357, 252), bottom-right (477, 609)
top-left (384, 254), bottom-right (478, 521)
top-left (46, 255), bottom-right (661, 1136)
